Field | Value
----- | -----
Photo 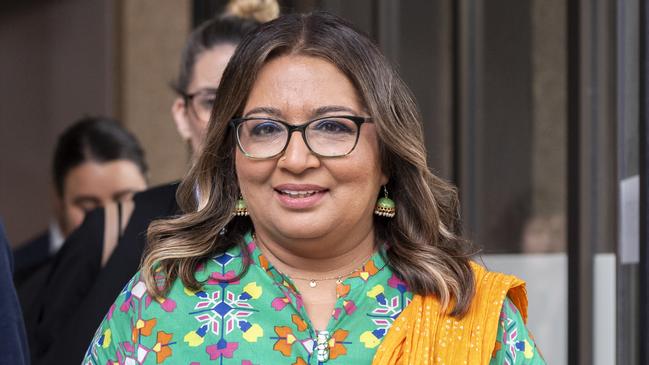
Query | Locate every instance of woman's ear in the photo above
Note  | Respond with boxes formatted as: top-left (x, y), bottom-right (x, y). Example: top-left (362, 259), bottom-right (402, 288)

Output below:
top-left (171, 97), bottom-right (192, 141)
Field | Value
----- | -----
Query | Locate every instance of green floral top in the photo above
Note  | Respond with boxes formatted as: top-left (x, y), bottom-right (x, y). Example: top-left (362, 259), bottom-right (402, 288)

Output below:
top-left (83, 233), bottom-right (544, 364)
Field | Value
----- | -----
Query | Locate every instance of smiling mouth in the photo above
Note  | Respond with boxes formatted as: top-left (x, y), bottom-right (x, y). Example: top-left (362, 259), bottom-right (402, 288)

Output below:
top-left (275, 189), bottom-right (323, 198)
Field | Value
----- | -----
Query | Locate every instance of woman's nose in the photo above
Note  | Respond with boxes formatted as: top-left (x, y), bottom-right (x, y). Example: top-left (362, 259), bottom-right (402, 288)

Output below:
top-left (277, 131), bottom-right (320, 173)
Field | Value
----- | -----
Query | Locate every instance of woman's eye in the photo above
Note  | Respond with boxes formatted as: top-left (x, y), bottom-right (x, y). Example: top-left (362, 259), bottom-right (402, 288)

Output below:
top-left (313, 119), bottom-right (354, 134)
top-left (250, 121), bottom-right (283, 136)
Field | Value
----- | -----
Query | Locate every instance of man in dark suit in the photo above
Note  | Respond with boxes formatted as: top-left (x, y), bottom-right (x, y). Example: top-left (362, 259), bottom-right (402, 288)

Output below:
top-left (12, 227), bottom-right (62, 286)
top-left (0, 219), bottom-right (30, 365)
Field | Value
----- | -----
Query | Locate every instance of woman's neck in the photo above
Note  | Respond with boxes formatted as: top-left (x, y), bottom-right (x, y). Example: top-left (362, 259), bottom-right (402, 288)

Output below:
top-left (253, 229), bottom-right (376, 279)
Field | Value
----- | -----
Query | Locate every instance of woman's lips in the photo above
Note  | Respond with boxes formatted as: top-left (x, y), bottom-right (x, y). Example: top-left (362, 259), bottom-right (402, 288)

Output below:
top-left (274, 184), bottom-right (328, 209)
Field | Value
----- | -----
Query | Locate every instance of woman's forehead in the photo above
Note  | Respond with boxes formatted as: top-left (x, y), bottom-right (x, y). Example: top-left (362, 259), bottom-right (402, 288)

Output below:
top-left (242, 54), bottom-right (364, 118)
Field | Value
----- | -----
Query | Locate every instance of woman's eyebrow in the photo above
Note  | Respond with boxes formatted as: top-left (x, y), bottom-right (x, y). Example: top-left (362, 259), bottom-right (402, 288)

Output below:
top-left (243, 105), bottom-right (359, 119)
top-left (243, 106), bottom-right (283, 118)
top-left (311, 105), bottom-right (358, 118)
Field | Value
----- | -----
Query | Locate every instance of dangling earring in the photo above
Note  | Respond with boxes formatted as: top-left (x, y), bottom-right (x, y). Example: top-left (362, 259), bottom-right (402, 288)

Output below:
top-left (374, 186), bottom-right (396, 218)
top-left (234, 195), bottom-right (249, 216)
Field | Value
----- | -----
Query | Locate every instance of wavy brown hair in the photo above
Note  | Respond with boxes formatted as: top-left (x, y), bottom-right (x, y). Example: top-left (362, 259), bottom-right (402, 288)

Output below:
top-left (143, 12), bottom-right (476, 316)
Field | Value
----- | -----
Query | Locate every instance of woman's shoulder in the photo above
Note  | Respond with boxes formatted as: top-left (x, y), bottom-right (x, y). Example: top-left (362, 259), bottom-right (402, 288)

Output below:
top-left (469, 261), bottom-right (528, 322)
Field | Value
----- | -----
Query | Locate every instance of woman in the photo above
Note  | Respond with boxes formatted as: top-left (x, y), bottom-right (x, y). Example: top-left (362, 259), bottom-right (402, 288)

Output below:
top-left (30, 2), bottom-right (278, 365)
top-left (84, 12), bottom-right (544, 365)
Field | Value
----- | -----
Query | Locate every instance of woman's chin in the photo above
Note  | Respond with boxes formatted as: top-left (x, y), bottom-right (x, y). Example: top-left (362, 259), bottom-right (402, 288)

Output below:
top-left (272, 224), bottom-right (330, 241)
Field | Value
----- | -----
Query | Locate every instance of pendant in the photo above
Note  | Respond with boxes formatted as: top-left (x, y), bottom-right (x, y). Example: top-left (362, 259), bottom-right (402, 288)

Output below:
top-left (309, 280), bottom-right (317, 288)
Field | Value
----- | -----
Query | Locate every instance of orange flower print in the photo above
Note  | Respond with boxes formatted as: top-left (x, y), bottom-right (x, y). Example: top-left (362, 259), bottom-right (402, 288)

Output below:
top-left (273, 326), bottom-right (297, 357)
top-left (292, 357), bottom-right (308, 365)
top-left (349, 260), bottom-right (379, 281)
top-left (291, 314), bottom-right (308, 332)
top-left (336, 283), bottom-right (351, 298)
top-left (153, 331), bottom-right (173, 363)
top-left (328, 329), bottom-right (349, 360)
top-left (131, 318), bottom-right (157, 342)
top-left (258, 254), bottom-right (270, 270)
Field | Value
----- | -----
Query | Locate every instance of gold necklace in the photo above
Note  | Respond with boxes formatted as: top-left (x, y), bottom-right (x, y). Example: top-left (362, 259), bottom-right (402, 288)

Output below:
top-left (285, 259), bottom-right (371, 288)
top-left (253, 233), bottom-right (374, 288)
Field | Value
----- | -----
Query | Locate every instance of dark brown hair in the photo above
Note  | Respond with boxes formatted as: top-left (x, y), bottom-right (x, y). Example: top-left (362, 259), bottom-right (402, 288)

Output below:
top-left (53, 116), bottom-right (147, 197)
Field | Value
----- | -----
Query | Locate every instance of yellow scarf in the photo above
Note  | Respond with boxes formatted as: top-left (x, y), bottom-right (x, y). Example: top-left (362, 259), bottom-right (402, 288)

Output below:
top-left (372, 262), bottom-right (527, 365)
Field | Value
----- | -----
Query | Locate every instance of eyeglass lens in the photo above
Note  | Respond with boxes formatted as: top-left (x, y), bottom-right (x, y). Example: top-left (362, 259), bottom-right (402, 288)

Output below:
top-left (189, 91), bottom-right (216, 122)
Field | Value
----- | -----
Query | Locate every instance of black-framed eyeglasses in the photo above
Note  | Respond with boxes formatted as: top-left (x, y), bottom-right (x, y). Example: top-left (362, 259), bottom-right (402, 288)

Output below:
top-left (182, 88), bottom-right (217, 122)
top-left (230, 115), bottom-right (372, 159)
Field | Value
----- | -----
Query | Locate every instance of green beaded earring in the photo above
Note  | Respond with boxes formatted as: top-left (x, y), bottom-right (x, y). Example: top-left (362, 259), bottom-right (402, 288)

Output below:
top-left (374, 186), bottom-right (396, 218)
top-left (234, 195), bottom-right (249, 216)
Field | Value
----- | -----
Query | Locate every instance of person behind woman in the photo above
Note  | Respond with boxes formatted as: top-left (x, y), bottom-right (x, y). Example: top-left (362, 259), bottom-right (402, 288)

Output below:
top-left (84, 12), bottom-right (545, 365)
top-left (14, 116), bottom-right (148, 362)
top-left (13, 116), bottom-right (148, 285)
top-left (30, 2), bottom-right (279, 365)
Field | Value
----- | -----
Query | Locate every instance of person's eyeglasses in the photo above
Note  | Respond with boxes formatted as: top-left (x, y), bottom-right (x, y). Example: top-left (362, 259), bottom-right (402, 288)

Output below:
top-left (182, 88), bottom-right (217, 122)
top-left (230, 115), bottom-right (372, 159)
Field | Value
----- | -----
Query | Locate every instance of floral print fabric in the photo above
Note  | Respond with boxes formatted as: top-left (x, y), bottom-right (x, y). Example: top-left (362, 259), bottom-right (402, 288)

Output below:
top-left (83, 233), bottom-right (543, 364)
top-left (491, 298), bottom-right (545, 364)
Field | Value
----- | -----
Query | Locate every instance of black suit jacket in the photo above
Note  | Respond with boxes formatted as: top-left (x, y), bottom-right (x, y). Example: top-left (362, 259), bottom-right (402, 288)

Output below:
top-left (13, 230), bottom-right (51, 286)
top-left (31, 183), bottom-right (180, 365)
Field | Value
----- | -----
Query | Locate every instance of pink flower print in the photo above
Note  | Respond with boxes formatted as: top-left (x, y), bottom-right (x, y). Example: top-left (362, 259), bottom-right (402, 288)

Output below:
top-left (206, 338), bottom-right (239, 359)
top-left (208, 270), bottom-right (240, 285)
top-left (120, 293), bottom-right (133, 312)
top-left (293, 294), bottom-right (304, 311)
top-left (160, 297), bottom-right (176, 312)
top-left (272, 296), bottom-right (290, 311)
top-left (116, 351), bottom-right (124, 363)
top-left (332, 301), bottom-right (356, 319)
top-left (107, 304), bottom-right (116, 320)
top-left (242, 361), bottom-right (262, 365)
top-left (144, 296), bottom-right (177, 312)
top-left (272, 289), bottom-right (304, 311)
top-left (343, 300), bottom-right (357, 315)
top-left (388, 274), bottom-right (408, 293)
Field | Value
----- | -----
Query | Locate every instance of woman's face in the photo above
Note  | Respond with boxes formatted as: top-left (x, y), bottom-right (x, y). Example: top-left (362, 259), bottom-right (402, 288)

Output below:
top-left (172, 44), bottom-right (237, 154)
top-left (235, 55), bottom-right (387, 249)
top-left (57, 160), bottom-right (147, 236)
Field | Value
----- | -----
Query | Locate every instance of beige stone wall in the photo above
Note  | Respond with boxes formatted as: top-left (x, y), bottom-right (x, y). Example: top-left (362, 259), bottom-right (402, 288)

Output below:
top-left (118, 0), bottom-right (191, 186)
top-left (0, 0), bottom-right (117, 246)
top-left (526, 0), bottom-right (567, 252)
